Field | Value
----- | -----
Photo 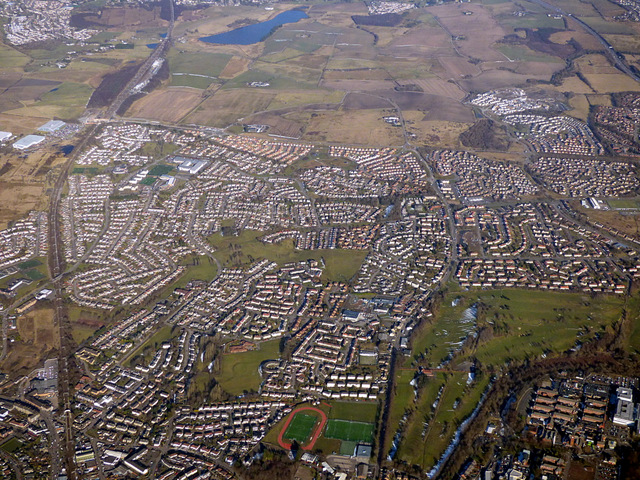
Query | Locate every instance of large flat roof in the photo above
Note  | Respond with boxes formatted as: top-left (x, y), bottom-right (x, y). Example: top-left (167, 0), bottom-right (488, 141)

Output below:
top-left (13, 135), bottom-right (45, 150)
top-left (38, 120), bottom-right (65, 132)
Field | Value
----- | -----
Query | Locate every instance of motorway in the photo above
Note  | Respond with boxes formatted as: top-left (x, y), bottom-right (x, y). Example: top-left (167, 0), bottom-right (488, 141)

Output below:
top-left (527, 0), bottom-right (640, 82)
top-left (105, 0), bottom-right (175, 119)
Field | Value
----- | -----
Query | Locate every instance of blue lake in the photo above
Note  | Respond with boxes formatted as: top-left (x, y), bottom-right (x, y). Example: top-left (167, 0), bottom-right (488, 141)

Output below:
top-left (199, 9), bottom-right (308, 45)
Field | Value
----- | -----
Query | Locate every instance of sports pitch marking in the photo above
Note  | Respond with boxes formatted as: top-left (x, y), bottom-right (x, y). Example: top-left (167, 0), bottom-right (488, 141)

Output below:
top-left (324, 419), bottom-right (375, 442)
top-left (278, 406), bottom-right (328, 451)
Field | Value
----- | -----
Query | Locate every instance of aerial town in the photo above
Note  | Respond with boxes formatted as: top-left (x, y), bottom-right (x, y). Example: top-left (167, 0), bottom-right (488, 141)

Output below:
top-left (0, 111), bottom-right (638, 479)
top-left (1, 0), bottom-right (640, 478)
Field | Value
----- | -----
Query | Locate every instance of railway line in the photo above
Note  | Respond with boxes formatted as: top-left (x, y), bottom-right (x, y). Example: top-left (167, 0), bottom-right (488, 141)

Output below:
top-left (45, 0), bottom-right (175, 476)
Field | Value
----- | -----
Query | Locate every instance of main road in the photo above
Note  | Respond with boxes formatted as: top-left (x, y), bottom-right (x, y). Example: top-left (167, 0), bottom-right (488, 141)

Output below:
top-left (104, 0), bottom-right (175, 118)
top-left (528, 0), bottom-right (640, 82)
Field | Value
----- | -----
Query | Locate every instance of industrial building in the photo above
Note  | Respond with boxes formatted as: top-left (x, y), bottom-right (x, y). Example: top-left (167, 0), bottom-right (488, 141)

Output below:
top-left (12, 134), bottom-right (45, 150)
top-left (38, 119), bottom-right (65, 132)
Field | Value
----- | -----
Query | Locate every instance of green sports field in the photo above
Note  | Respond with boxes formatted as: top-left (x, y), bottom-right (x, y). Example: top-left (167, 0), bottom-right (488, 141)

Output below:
top-left (324, 419), bottom-right (374, 442)
top-left (283, 413), bottom-right (316, 443)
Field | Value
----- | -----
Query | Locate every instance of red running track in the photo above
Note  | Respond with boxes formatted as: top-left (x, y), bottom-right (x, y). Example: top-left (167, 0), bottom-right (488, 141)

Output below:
top-left (278, 406), bottom-right (328, 451)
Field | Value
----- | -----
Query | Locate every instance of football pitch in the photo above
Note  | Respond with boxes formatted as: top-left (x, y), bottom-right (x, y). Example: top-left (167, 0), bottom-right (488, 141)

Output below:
top-left (283, 413), bottom-right (317, 443)
top-left (324, 419), bottom-right (374, 442)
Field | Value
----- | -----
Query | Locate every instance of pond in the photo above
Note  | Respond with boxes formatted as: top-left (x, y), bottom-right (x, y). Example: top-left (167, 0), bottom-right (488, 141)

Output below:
top-left (199, 9), bottom-right (308, 45)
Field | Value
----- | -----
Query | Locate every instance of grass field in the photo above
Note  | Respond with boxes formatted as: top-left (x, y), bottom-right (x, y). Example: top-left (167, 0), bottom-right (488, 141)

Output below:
top-left (0, 438), bottom-right (22, 453)
top-left (168, 51), bottom-right (231, 78)
top-left (580, 16), bottom-right (635, 35)
top-left (384, 368), bottom-right (415, 452)
top-left (171, 255), bottom-right (219, 290)
top-left (329, 401), bottom-right (378, 423)
top-left (607, 199), bottom-right (640, 209)
top-left (497, 45), bottom-right (563, 63)
top-left (624, 293), bottom-right (640, 354)
top-left (284, 413), bottom-right (317, 443)
top-left (147, 164), bottom-right (173, 176)
top-left (410, 288), bottom-right (624, 368)
top-left (208, 230), bottom-right (366, 283)
top-left (0, 44), bottom-right (30, 68)
top-left (216, 338), bottom-right (280, 395)
top-left (397, 372), bottom-right (489, 469)
top-left (324, 419), bottom-right (374, 442)
top-left (498, 13), bottom-right (565, 29)
top-left (39, 82), bottom-right (93, 106)
top-left (19, 259), bottom-right (42, 270)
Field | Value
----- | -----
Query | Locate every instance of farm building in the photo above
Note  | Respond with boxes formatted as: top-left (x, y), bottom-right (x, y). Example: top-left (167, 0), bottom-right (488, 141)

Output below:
top-left (0, 131), bottom-right (12, 142)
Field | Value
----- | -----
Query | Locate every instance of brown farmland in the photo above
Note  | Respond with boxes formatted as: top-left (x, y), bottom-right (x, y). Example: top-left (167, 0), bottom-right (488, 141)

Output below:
top-left (126, 87), bottom-right (204, 123)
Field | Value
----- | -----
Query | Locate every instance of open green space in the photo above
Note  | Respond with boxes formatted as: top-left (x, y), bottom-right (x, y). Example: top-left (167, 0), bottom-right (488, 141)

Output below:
top-left (171, 74), bottom-right (215, 89)
top-left (71, 323), bottom-right (97, 345)
top-left (208, 230), bottom-right (366, 283)
top-left (340, 440), bottom-right (358, 456)
top-left (168, 51), bottom-right (231, 78)
top-left (216, 338), bottom-right (281, 395)
top-left (624, 293), bottom-right (640, 354)
top-left (395, 371), bottom-right (447, 463)
top-left (222, 68), bottom-right (317, 90)
top-left (24, 269), bottom-right (45, 281)
top-left (171, 255), bottom-right (218, 290)
top-left (0, 43), bottom-right (29, 68)
top-left (397, 372), bottom-right (489, 470)
top-left (284, 413), bottom-right (317, 443)
top-left (411, 288), bottom-right (624, 368)
top-left (140, 177), bottom-right (156, 186)
top-left (608, 198), bottom-right (640, 209)
top-left (147, 164), bottom-right (174, 176)
top-left (0, 437), bottom-right (22, 453)
top-left (497, 13), bottom-right (565, 29)
top-left (580, 16), bottom-right (635, 35)
top-left (136, 142), bottom-right (180, 159)
top-left (393, 287), bottom-right (625, 469)
top-left (39, 81), bottom-right (94, 107)
top-left (329, 401), bottom-right (378, 423)
top-left (497, 44), bottom-right (563, 63)
top-left (385, 368), bottom-right (415, 451)
top-left (18, 259), bottom-right (42, 270)
top-left (72, 167), bottom-right (100, 175)
top-left (324, 419), bottom-right (374, 443)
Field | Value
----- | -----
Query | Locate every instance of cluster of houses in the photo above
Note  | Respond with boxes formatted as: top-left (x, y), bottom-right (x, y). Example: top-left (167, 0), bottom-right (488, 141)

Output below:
top-left (171, 402), bottom-right (289, 461)
top-left (368, 0), bottom-right (415, 15)
top-left (354, 199), bottom-right (450, 295)
top-left (215, 136), bottom-right (311, 170)
top-left (329, 147), bottom-right (428, 186)
top-left (470, 88), bottom-right (561, 116)
top-left (458, 203), bottom-right (614, 259)
top-left (0, 211), bottom-right (47, 270)
top-left (529, 157), bottom-right (639, 197)
top-left (300, 166), bottom-right (393, 198)
top-left (430, 150), bottom-right (538, 201)
top-left (3, 118), bottom-right (640, 477)
top-left (2, 0), bottom-right (96, 46)
top-left (592, 103), bottom-right (640, 155)
top-left (261, 224), bottom-right (380, 250)
top-left (456, 257), bottom-right (631, 293)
